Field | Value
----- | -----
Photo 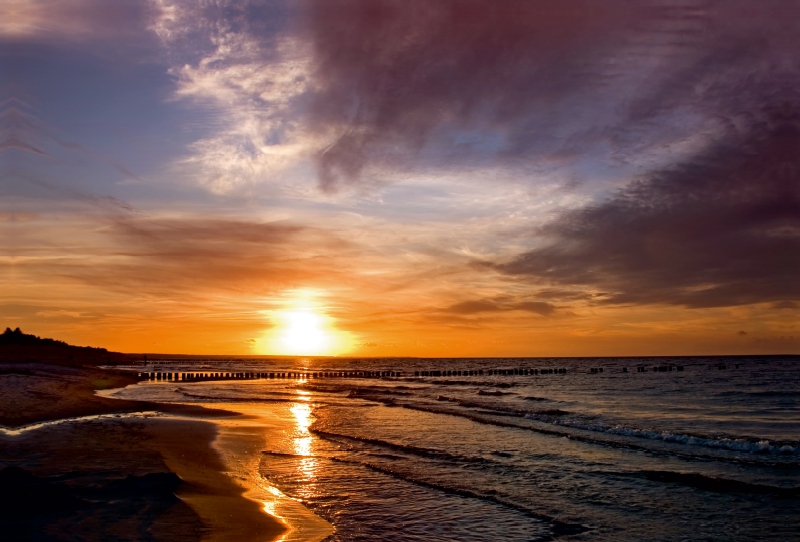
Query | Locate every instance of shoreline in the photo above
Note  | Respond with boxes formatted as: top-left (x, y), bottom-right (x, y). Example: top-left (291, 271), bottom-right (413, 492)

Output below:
top-left (0, 361), bottom-right (331, 542)
top-left (196, 403), bottom-right (335, 542)
top-left (144, 416), bottom-right (289, 542)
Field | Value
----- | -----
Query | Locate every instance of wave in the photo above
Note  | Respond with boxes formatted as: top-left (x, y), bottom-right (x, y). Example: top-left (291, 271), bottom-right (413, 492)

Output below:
top-left (428, 398), bottom-right (798, 457)
top-left (346, 387), bottom-right (414, 397)
top-left (177, 389), bottom-right (293, 403)
top-left (477, 389), bottom-right (514, 396)
top-left (413, 379), bottom-right (518, 388)
top-left (633, 470), bottom-right (800, 498)
top-left (541, 417), bottom-right (800, 457)
top-left (715, 390), bottom-right (798, 398)
top-left (310, 428), bottom-right (492, 465)
top-left (391, 402), bottom-right (574, 437)
top-left (328, 456), bottom-right (589, 538)
top-left (388, 403), bottom-right (800, 469)
top-left (409, 393), bottom-right (799, 457)
top-left (262, 450), bottom-right (312, 458)
top-left (386, 392), bottom-right (800, 458)
top-left (431, 397), bottom-right (571, 418)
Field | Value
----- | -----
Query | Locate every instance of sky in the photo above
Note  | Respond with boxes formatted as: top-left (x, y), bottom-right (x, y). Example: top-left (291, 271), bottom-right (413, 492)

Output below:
top-left (1, 0), bottom-right (798, 357)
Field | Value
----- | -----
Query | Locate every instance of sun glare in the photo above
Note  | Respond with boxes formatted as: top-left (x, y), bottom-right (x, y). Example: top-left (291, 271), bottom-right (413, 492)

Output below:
top-left (256, 292), bottom-right (355, 356)
top-left (279, 310), bottom-right (329, 355)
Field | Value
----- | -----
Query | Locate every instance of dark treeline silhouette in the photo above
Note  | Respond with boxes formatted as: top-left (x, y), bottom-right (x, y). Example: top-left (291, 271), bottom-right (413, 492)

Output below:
top-left (1, 327), bottom-right (72, 348)
top-left (0, 327), bottom-right (109, 353)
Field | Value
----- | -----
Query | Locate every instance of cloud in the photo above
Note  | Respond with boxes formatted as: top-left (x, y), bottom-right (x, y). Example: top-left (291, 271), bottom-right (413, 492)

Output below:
top-left (306, 0), bottom-right (643, 190)
top-left (0, 0), bottom-right (153, 43)
top-left (149, 0), bottom-right (320, 195)
top-left (515, 301), bottom-right (557, 317)
top-left (35, 310), bottom-right (83, 318)
top-left (170, 36), bottom-right (316, 195)
top-left (150, 0), bottom-right (660, 194)
top-left (445, 299), bottom-right (555, 316)
top-left (303, 0), bottom-right (800, 196)
top-left (497, 104), bottom-right (800, 308)
top-left (2, 209), bottom-right (352, 300)
top-left (446, 300), bottom-right (501, 314)
top-left (94, 215), bottom-right (352, 294)
top-left (149, 0), bottom-right (800, 196)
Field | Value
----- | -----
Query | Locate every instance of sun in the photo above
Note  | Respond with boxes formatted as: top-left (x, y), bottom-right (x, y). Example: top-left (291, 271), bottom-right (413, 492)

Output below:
top-left (255, 292), bottom-right (355, 356)
top-left (278, 310), bottom-right (331, 355)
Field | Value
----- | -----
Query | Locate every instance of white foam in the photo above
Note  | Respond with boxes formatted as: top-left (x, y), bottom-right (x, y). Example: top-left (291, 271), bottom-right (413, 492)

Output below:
top-left (0, 411), bottom-right (161, 437)
top-left (522, 413), bottom-right (799, 456)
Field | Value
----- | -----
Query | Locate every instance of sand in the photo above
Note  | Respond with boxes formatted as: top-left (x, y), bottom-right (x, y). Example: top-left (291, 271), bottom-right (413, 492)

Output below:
top-left (0, 362), bottom-right (148, 427)
top-left (147, 417), bottom-right (290, 542)
top-left (191, 403), bottom-right (335, 542)
top-left (0, 362), bottom-right (305, 542)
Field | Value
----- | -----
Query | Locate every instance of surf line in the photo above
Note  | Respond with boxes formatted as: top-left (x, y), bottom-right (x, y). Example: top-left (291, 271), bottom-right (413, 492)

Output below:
top-left (0, 411), bottom-right (162, 436)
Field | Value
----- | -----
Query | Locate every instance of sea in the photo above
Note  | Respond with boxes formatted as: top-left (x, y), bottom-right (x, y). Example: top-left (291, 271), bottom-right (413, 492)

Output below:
top-left (109, 356), bottom-right (799, 542)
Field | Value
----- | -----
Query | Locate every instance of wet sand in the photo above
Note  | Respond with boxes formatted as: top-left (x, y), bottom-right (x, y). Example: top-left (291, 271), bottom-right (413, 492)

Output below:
top-left (193, 403), bottom-right (335, 542)
top-left (0, 362), bottom-right (297, 542)
top-left (145, 417), bottom-right (289, 542)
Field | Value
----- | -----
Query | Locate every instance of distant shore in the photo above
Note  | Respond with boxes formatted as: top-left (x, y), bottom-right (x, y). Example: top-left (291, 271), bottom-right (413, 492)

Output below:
top-left (0, 361), bottom-right (287, 542)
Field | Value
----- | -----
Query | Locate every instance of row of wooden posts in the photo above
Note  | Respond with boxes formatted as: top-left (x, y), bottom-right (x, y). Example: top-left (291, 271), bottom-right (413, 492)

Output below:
top-left (139, 368), bottom-right (572, 381)
top-left (140, 371), bottom-right (402, 381)
top-left (138, 365), bottom-right (694, 381)
top-left (416, 368), bottom-right (566, 377)
top-left (631, 365), bottom-right (685, 373)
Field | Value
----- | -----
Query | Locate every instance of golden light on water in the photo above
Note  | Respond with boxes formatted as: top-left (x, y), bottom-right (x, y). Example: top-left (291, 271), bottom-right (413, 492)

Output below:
top-left (255, 290), bottom-right (355, 356)
top-left (291, 402), bottom-right (313, 456)
top-left (290, 402), bottom-right (318, 486)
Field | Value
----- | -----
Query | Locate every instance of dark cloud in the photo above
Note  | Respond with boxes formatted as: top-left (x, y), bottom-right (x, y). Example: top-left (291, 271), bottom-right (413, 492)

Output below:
top-left (446, 300), bottom-right (502, 314)
top-left (304, 0), bottom-right (800, 191)
top-left (528, 288), bottom-right (594, 302)
top-left (498, 104), bottom-right (800, 308)
top-left (306, 0), bottom-right (640, 190)
top-left (515, 301), bottom-right (557, 317)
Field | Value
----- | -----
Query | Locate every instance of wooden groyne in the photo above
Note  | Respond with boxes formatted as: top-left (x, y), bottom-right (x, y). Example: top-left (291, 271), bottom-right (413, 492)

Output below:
top-left (138, 371), bottom-right (403, 382)
top-left (124, 364), bottom-right (694, 383)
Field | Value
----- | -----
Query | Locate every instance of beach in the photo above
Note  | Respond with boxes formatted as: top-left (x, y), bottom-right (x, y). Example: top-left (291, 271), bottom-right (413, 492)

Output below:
top-left (0, 361), bottom-right (330, 542)
top-left (3, 356), bottom-right (798, 541)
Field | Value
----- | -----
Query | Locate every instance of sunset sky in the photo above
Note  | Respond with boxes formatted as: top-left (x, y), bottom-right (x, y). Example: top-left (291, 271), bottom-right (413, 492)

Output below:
top-left (1, 0), bottom-right (798, 356)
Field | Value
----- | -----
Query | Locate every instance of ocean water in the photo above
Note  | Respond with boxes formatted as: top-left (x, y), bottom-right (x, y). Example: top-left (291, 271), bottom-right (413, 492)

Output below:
top-left (112, 356), bottom-right (799, 541)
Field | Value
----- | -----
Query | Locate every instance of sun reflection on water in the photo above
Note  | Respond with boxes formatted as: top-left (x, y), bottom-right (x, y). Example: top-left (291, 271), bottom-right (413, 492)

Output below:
top-left (290, 402), bottom-right (318, 484)
top-left (291, 402), bottom-right (312, 433)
